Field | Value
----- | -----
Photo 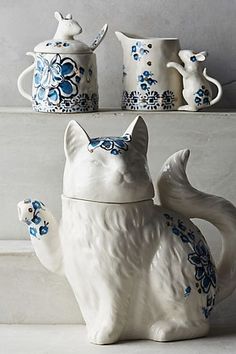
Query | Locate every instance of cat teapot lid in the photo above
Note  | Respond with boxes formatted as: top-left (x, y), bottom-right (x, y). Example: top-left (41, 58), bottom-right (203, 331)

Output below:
top-left (34, 11), bottom-right (108, 54)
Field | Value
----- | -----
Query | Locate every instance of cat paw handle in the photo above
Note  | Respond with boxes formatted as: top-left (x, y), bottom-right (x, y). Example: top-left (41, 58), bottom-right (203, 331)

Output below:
top-left (17, 52), bottom-right (35, 101)
top-left (18, 199), bottom-right (64, 275)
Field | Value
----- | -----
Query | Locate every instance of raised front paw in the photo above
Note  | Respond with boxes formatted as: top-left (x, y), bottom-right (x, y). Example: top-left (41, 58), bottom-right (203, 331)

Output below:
top-left (87, 321), bottom-right (121, 345)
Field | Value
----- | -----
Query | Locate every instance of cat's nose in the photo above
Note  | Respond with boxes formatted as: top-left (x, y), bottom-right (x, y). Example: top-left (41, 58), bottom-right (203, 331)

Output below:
top-left (112, 172), bottom-right (124, 185)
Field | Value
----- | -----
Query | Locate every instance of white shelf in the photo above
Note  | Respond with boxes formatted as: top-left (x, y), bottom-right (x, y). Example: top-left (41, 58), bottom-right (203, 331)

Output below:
top-left (0, 106), bottom-right (235, 116)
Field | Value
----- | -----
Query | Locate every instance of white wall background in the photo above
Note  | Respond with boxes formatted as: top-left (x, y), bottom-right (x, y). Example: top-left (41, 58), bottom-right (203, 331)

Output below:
top-left (0, 0), bottom-right (235, 108)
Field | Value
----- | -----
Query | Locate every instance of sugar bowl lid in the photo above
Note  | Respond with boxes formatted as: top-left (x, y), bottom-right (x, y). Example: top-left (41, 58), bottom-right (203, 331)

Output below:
top-left (34, 12), bottom-right (108, 54)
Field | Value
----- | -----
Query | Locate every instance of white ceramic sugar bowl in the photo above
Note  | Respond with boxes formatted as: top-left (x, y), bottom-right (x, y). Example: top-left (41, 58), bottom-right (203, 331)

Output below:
top-left (17, 12), bottom-right (108, 113)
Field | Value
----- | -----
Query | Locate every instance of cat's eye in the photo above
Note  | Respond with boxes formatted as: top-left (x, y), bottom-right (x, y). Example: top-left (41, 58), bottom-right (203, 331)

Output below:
top-left (90, 158), bottom-right (106, 167)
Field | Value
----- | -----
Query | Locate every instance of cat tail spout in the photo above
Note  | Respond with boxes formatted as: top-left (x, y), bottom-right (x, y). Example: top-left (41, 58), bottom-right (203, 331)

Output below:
top-left (18, 199), bottom-right (64, 276)
top-left (157, 149), bottom-right (236, 304)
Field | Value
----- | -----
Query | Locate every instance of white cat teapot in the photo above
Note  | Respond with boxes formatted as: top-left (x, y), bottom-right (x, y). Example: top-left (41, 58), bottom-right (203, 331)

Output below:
top-left (17, 12), bottom-right (108, 113)
top-left (18, 116), bottom-right (236, 345)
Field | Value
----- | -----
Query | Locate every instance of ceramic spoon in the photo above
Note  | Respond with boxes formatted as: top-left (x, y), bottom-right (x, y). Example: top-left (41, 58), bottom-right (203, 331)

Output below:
top-left (90, 24), bottom-right (108, 51)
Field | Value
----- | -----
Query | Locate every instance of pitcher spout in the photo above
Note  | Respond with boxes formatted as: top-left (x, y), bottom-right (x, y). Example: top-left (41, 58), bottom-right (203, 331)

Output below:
top-left (115, 31), bottom-right (128, 43)
top-left (115, 31), bottom-right (140, 44)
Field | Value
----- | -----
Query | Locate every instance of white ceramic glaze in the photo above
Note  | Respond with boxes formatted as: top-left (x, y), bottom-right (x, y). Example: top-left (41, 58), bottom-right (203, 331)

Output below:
top-left (18, 116), bottom-right (236, 345)
top-left (167, 50), bottom-right (222, 111)
top-left (17, 12), bottom-right (108, 113)
top-left (115, 32), bottom-right (183, 110)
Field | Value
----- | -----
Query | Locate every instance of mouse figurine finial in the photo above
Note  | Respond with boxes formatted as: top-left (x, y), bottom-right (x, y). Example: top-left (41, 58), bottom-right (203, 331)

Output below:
top-left (54, 11), bottom-right (82, 40)
top-left (167, 50), bottom-right (222, 111)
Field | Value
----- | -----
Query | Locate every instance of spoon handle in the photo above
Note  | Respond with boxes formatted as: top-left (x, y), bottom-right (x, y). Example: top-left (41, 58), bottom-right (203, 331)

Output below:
top-left (90, 24), bottom-right (108, 51)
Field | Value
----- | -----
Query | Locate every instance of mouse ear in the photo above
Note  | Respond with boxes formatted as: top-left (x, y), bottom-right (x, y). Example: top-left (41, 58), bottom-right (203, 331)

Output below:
top-left (64, 120), bottom-right (90, 161)
top-left (123, 115), bottom-right (148, 155)
top-left (196, 51), bottom-right (208, 62)
top-left (65, 13), bottom-right (72, 20)
top-left (55, 11), bottom-right (63, 21)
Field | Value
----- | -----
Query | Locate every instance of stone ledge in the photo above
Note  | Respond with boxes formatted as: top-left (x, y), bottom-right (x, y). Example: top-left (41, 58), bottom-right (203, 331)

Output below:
top-left (0, 240), bottom-right (33, 255)
top-left (0, 106), bottom-right (235, 118)
top-left (0, 324), bottom-right (236, 354)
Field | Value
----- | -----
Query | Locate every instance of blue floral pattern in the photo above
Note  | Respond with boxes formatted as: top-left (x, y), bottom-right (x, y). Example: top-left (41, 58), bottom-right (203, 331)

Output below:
top-left (88, 134), bottom-right (131, 155)
top-left (138, 70), bottom-right (157, 91)
top-left (46, 41), bottom-right (70, 48)
top-left (194, 86), bottom-right (210, 107)
top-left (122, 90), bottom-right (175, 110)
top-left (161, 90), bottom-right (175, 110)
top-left (188, 240), bottom-right (216, 293)
top-left (33, 54), bottom-right (80, 105)
top-left (163, 212), bottom-right (217, 318)
top-left (202, 294), bottom-right (216, 318)
top-left (131, 41), bottom-right (151, 61)
top-left (190, 55), bottom-right (197, 62)
top-left (32, 54), bottom-right (98, 113)
top-left (184, 286), bottom-right (192, 297)
top-left (22, 199), bottom-right (49, 239)
top-left (33, 92), bottom-right (98, 113)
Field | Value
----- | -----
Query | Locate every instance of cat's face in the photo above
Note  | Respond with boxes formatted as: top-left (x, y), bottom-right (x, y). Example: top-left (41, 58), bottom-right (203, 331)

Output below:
top-left (63, 116), bottom-right (154, 203)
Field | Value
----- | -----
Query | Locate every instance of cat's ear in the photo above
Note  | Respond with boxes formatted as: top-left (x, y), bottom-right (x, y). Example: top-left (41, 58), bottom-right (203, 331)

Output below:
top-left (123, 115), bottom-right (148, 155)
top-left (64, 120), bottom-right (90, 161)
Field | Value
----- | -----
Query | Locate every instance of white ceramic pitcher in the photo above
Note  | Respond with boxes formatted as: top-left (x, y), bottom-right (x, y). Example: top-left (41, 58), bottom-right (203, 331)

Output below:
top-left (115, 32), bottom-right (183, 110)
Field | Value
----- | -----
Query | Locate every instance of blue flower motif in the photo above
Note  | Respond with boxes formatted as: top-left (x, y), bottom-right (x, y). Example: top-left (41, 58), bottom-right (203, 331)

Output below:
top-left (161, 90), bottom-right (175, 109)
top-left (88, 134), bottom-right (132, 155)
top-left (111, 149), bottom-right (119, 155)
top-left (195, 96), bottom-right (201, 104)
top-left (39, 222), bottom-right (49, 235)
top-left (29, 227), bottom-right (37, 237)
top-left (172, 226), bottom-right (180, 236)
top-left (178, 220), bottom-right (187, 231)
top-left (32, 200), bottom-right (42, 210)
top-left (180, 233), bottom-right (191, 243)
top-left (122, 90), bottom-right (160, 110)
top-left (131, 41), bottom-right (150, 61)
top-left (79, 67), bottom-right (85, 75)
top-left (190, 56), bottom-right (197, 62)
top-left (197, 89), bottom-right (204, 97)
top-left (33, 54), bottom-right (81, 106)
top-left (143, 71), bottom-right (150, 77)
top-left (31, 213), bottom-right (41, 225)
top-left (202, 294), bottom-right (215, 318)
top-left (138, 75), bottom-right (144, 82)
top-left (188, 240), bottom-right (216, 293)
top-left (141, 83), bottom-right (148, 90)
top-left (138, 71), bottom-right (157, 91)
top-left (163, 212), bottom-right (216, 318)
top-left (184, 286), bottom-right (191, 297)
top-left (194, 86), bottom-right (210, 107)
top-left (143, 91), bottom-right (160, 109)
top-left (203, 97), bottom-right (210, 105)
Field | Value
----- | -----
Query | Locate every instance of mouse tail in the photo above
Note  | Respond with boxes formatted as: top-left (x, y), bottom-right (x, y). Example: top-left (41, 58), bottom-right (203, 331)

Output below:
top-left (203, 68), bottom-right (223, 106)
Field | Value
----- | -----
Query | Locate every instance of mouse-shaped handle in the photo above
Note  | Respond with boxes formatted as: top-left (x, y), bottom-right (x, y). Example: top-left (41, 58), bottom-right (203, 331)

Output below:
top-left (167, 50), bottom-right (222, 111)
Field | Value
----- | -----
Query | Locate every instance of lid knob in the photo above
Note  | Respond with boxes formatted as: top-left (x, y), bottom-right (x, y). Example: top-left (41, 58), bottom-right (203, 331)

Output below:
top-left (54, 11), bottom-right (82, 40)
